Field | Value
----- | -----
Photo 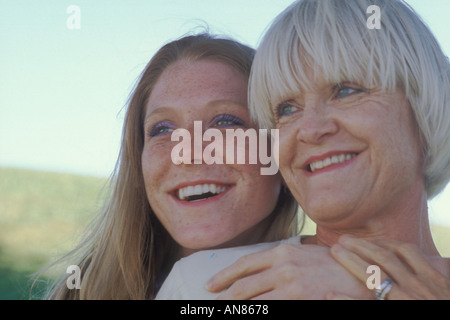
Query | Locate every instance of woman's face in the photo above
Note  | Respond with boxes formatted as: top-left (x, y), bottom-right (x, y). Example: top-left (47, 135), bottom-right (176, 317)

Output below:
top-left (275, 73), bottom-right (424, 229)
top-left (142, 60), bottom-right (281, 255)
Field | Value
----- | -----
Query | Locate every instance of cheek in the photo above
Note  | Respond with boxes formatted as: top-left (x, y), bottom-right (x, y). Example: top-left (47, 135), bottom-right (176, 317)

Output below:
top-left (141, 154), bottom-right (160, 216)
top-left (141, 147), bottom-right (158, 187)
top-left (276, 125), bottom-right (307, 199)
top-left (277, 125), bottom-right (298, 172)
top-left (237, 164), bottom-right (282, 214)
top-left (391, 111), bottom-right (422, 161)
top-left (142, 140), bottom-right (173, 175)
top-left (141, 143), bottom-right (172, 203)
top-left (380, 121), bottom-right (423, 182)
top-left (141, 144), bottom-right (180, 235)
top-left (343, 101), bottom-right (423, 197)
top-left (254, 176), bottom-right (282, 215)
top-left (356, 102), bottom-right (421, 166)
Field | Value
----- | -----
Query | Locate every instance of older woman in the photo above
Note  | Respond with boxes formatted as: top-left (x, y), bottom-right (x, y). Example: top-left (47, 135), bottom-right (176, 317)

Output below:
top-left (208, 0), bottom-right (450, 299)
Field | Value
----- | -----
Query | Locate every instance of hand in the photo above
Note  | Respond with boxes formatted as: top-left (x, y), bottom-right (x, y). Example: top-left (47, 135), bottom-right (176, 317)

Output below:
top-left (206, 242), bottom-right (371, 299)
top-left (328, 235), bottom-right (450, 300)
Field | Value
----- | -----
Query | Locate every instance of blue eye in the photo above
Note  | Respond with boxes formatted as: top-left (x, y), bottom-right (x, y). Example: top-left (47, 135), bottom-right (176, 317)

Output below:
top-left (277, 102), bottom-right (298, 118)
top-left (335, 85), bottom-right (365, 99)
top-left (149, 121), bottom-right (174, 137)
top-left (211, 114), bottom-right (245, 127)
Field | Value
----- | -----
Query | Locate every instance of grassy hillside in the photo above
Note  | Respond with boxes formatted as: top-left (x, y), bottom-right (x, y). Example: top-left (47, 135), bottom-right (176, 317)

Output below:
top-left (0, 167), bottom-right (107, 299)
top-left (0, 167), bottom-right (449, 299)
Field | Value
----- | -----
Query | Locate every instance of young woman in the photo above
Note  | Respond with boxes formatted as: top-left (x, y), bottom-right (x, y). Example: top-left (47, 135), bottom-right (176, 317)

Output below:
top-left (41, 33), bottom-right (299, 299)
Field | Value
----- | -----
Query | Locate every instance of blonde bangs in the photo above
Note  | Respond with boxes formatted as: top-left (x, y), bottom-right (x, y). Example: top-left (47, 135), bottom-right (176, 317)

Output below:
top-left (251, 0), bottom-right (409, 128)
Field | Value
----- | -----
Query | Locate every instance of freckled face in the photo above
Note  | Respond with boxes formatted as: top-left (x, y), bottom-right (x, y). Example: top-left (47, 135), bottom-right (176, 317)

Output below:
top-left (275, 77), bottom-right (423, 228)
top-left (142, 60), bottom-right (282, 255)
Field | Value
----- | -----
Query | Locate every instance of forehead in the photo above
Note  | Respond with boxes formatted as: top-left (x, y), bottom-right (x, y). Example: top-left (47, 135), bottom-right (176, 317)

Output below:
top-left (148, 60), bottom-right (248, 107)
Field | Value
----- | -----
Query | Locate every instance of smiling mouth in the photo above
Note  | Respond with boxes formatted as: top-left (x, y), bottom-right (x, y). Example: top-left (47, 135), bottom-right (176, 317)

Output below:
top-left (308, 153), bottom-right (358, 173)
top-left (176, 183), bottom-right (231, 202)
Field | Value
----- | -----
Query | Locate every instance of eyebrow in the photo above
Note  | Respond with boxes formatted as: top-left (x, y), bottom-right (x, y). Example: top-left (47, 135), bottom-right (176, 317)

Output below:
top-left (145, 99), bottom-right (247, 122)
top-left (144, 106), bottom-right (174, 126)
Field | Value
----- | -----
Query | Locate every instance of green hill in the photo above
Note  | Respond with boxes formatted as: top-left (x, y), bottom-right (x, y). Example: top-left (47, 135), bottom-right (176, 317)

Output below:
top-left (0, 167), bottom-right (107, 299)
top-left (0, 167), bottom-right (448, 299)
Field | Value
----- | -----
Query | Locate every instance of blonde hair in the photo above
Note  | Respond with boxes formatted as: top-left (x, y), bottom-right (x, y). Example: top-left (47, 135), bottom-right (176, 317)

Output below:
top-left (39, 33), bottom-right (299, 300)
top-left (249, 0), bottom-right (450, 199)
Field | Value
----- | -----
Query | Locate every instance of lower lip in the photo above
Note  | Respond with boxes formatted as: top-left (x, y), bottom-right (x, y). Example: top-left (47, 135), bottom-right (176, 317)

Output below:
top-left (305, 154), bottom-right (358, 177)
top-left (171, 186), bottom-right (234, 207)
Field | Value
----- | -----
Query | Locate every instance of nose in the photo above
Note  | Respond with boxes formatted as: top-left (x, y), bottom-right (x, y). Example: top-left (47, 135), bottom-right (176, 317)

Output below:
top-left (186, 121), bottom-right (224, 165)
top-left (188, 121), bottom-right (205, 164)
top-left (170, 121), bottom-right (203, 165)
top-left (295, 99), bottom-right (338, 145)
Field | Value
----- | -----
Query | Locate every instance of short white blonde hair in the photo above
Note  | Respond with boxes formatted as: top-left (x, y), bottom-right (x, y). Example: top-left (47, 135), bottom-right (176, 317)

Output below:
top-left (249, 0), bottom-right (450, 199)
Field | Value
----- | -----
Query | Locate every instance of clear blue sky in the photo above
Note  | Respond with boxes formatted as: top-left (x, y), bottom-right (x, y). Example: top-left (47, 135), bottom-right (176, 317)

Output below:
top-left (1, 0), bottom-right (449, 226)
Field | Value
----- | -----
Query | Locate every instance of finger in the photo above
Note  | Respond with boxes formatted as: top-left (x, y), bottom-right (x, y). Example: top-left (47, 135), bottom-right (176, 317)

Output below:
top-left (249, 289), bottom-right (289, 300)
top-left (330, 243), bottom-right (399, 299)
top-left (376, 239), bottom-right (450, 299)
top-left (337, 236), bottom-right (435, 299)
top-left (375, 239), bottom-right (441, 277)
top-left (330, 243), bottom-right (372, 283)
top-left (325, 291), bottom-right (357, 300)
top-left (378, 282), bottom-right (415, 300)
top-left (214, 270), bottom-right (274, 300)
top-left (330, 245), bottom-right (413, 300)
top-left (207, 250), bottom-right (273, 293)
top-left (337, 235), bottom-right (414, 286)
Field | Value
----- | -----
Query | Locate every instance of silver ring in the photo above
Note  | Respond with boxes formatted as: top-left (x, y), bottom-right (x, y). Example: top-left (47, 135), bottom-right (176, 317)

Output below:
top-left (374, 278), bottom-right (393, 300)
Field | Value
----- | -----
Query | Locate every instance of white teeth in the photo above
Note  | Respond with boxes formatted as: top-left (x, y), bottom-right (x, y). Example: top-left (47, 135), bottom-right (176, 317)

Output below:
top-left (177, 184), bottom-right (228, 201)
top-left (309, 153), bottom-right (357, 172)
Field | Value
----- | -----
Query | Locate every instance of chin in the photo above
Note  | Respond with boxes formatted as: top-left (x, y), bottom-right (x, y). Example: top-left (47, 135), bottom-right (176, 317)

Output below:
top-left (305, 203), bottom-right (347, 224)
top-left (177, 233), bottom-right (226, 251)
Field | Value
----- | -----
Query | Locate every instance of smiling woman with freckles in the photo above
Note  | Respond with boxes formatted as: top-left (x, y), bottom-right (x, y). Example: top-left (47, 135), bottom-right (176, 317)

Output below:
top-left (141, 45), bottom-right (295, 258)
top-left (40, 33), bottom-right (299, 299)
top-left (207, 0), bottom-right (450, 300)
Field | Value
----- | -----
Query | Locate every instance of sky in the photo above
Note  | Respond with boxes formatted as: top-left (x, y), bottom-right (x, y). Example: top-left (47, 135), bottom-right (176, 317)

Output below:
top-left (0, 0), bottom-right (449, 227)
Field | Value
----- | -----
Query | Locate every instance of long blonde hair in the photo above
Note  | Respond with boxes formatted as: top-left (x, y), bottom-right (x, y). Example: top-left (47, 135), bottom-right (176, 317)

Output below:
top-left (39, 33), bottom-right (299, 300)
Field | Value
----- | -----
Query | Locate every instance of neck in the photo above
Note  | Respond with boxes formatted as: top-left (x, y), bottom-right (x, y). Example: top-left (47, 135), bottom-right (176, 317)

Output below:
top-left (307, 182), bottom-right (440, 256)
top-left (180, 212), bottom-right (275, 258)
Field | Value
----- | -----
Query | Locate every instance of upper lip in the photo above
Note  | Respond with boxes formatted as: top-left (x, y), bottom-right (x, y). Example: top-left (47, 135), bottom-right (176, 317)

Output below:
top-left (303, 150), bottom-right (359, 172)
